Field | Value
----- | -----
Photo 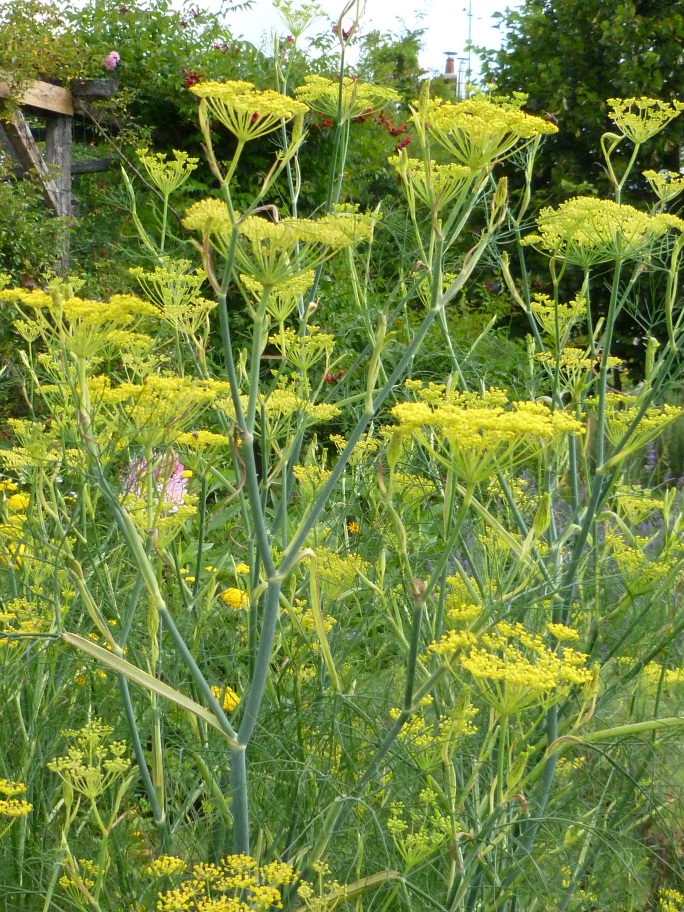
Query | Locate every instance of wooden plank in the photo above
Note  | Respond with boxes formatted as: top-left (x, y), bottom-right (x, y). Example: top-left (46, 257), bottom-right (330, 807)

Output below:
top-left (71, 79), bottom-right (117, 98)
top-left (0, 79), bottom-right (73, 115)
top-left (45, 113), bottom-right (72, 219)
top-left (71, 157), bottom-right (112, 174)
top-left (1, 110), bottom-right (61, 213)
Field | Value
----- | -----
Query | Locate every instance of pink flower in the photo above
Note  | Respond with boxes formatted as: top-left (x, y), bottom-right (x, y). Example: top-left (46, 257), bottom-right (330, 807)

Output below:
top-left (124, 455), bottom-right (188, 513)
top-left (104, 51), bottom-right (120, 71)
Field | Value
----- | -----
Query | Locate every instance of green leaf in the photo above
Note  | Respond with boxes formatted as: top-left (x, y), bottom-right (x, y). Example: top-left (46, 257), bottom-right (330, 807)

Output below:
top-left (61, 632), bottom-right (239, 749)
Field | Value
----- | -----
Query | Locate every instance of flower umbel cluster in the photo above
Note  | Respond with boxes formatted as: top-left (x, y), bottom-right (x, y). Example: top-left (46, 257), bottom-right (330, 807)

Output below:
top-left (525, 197), bottom-right (684, 266)
top-left (295, 74), bottom-right (400, 122)
top-left (155, 853), bottom-right (297, 912)
top-left (0, 779), bottom-right (32, 819)
top-left (608, 97), bottom-right (684, 144)
top-left (418, 94), bottom-right (557, 169)
top-left (47, 719), bottom-right (131, 801)
top-left (390, 381), bottom-right (583, 483)
top-left (432, 621), bottom-right (593, 714)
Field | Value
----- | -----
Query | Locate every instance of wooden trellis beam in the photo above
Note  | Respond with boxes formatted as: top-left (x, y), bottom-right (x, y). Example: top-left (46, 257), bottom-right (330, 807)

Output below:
top-left (2, 108), bottom-right (65, 215)
top-left (0, 79), bottom-right (73, 116)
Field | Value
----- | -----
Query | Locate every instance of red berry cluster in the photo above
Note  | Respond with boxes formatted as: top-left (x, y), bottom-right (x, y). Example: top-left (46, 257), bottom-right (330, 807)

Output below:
top-left (182, 69), bottom-right (203, 88)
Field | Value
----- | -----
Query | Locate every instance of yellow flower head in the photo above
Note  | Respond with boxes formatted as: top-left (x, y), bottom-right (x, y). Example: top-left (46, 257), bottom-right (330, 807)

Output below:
top-left (391, 383), bottom-right (583, 483)
top-left (136, 148), bottom-right (199, 196)
top-left (221, 587), bottom-right (249, 610)
top-left (391, 150), bottom-right (475, 213)
top-left (608, 97), bottom-right (684, 144)
top-left (210, 684), bottom-right (240, 711)
top-left (295, 74), bottom-right (400, 122)
top-left (146, 855), bottom-right (187, 877)
top-left (6, 493), bottom-right (29, 513)
top-left (191, 80), bottom-right (307, 142)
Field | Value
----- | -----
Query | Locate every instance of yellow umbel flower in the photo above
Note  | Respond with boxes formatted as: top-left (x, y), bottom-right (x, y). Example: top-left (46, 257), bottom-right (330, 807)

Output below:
top-left (136, 148), bottom-right (199, 195)
top-left (155, 853), bottom-right (298, 912)
top-left (6, 493), bottom-right (29, 513)
top-left (234, 212), bottom-right (373, 286)
top-left (591, 392), bottom-right (682, 464)
top-left (48, 720), bottom-right (131, 801)
top-left (295, 74), bottom-right (400, 122)
top-left (240, 270), bottom-right (315, 322)
top-left (643, 169), bottom-right (684, 205)
top-left (210, 684), bottom-right (240, 711)
top-left (98, 375), bottom-right (230, 447)
top-left (269, 325), bottom-right (335, 370)
top-left (547, 623), bottom-right (580, 642)
top-left (0, 779), bottom-right (32, 819)
top-left (530, 292), bottom-right (586, 350)
top-left (130, 259), bottom-right (216, 336)
top-left (391, 383), bottom-right (583, 484)
top-left (419, 94), bottom-right (557, 169)
top-left (525, 197), bottom-right (684, 266)
top-left (450, 621), bottom-right (593, 714)
top-left (608, 97), bottom-right (684, 144)
top-left (176, 430), bottom-right (231, 450)
top-left (190, 80), bottom-right (307, 142)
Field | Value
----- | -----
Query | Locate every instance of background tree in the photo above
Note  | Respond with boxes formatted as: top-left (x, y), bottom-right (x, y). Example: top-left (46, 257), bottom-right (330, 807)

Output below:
top-left (480, 0), bottom-right (684, 200)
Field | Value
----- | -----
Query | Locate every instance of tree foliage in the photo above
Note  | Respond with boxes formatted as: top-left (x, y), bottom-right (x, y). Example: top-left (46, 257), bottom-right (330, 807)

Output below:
top-left (481, 0), bottom-right (684, 199)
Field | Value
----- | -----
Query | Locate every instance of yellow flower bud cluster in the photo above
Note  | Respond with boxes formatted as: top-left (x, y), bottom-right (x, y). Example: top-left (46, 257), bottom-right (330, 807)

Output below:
top-left (218, 385), bottom-right (340, 430)
top-left (607, 97), bottom-right (684, 144)
top-left (145, 855), bottom-right (187, 877)
top-left (92, 374), bottom-right (230, 447)
top-left (659, 888), bottom-right (684, 912)
top-left (235, 213), bottom-right (373, 286)
top-left (525, 197), bottom-right (684, 266)
top-left (313, 546), bottom-right (368, 599)
top-left (130, 260), bottom-right (216, 337)
top-left (154, 853), bottom-right (298, 912)
top-left (240, 270), bottom-right (315, 323)
top-left (295, 74), bottom-right (400, 122)
top-left (182, 198), bottom-right (234, 256)
top-left (642, 662), bottom-right (684, 688)
top-left (191, 80), bottom-right (307, 142)
top-left (176, 430), bottom-right (231, 450)
top-left (220, 587), bottom-right (249, 610)
top-left (529, 292), bottom-right (586, 350)
top-left (291, 597), bottom-right (336, 636)
top-left (0, 596), bottom-right (51, 649)
top-left (389, 695), bottom-right (478, 771)
top-left (420, 95), bottom-right (557, 169)
top-left (292, 464), bottom-right (332, 497)
top-left (269, 326), bottom-right (335, 371)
